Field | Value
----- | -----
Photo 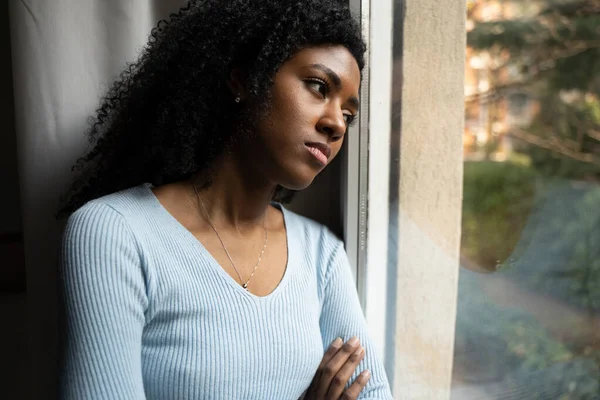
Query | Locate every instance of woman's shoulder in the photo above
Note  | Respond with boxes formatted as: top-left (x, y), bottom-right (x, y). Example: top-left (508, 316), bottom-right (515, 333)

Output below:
top-left (68, 184), bottom-right (155, 222)
top-left (276, 204), bottom-right (345, 263)
top-left (64, 183), bottom-right (159, 245)
top-left (277, 204), bottom-right (340, 240)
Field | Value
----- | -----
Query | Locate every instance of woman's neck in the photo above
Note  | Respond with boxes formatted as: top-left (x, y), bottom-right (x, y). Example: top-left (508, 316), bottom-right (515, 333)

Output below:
top-left (189, 153), bottom-right (276, 231)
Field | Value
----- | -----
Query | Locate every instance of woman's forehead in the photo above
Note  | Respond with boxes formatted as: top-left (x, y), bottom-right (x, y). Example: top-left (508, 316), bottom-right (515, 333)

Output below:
top-left (284, 45), bottom-right (361, 84)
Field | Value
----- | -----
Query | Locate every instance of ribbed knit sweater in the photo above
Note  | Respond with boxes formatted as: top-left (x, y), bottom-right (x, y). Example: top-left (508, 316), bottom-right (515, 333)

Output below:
top-left (59, 183), bottom-right (392, 399)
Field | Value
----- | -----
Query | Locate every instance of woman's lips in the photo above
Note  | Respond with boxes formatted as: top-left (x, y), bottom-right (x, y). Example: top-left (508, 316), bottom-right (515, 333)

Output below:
top-left (305, 142), bottom-right (331, 166)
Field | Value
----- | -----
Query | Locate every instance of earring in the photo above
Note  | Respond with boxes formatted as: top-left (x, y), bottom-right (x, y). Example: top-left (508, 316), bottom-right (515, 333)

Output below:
top-left (235, 95), bottom-right (241, 103)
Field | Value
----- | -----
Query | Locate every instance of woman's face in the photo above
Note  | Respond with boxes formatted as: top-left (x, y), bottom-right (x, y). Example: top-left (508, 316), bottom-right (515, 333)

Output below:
top-left (249, 45), bottom-right (361, 191)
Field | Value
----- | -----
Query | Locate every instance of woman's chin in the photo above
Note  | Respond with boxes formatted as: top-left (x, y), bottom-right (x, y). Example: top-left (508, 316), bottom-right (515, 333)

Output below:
top-left (280, 179), bottom-right (314, 192)
top-left (278, 168), bottom-right (320, 192)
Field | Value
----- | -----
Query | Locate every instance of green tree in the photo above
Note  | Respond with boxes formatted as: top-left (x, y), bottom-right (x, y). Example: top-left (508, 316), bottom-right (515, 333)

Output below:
top-left (467, 0), bottom-right (600, 178)
top-left (454, 2), bottom-right (600, 397)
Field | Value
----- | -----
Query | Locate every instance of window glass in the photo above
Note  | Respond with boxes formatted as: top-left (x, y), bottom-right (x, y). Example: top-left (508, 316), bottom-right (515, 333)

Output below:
top-left (454, 1), bottom-right (600, 398)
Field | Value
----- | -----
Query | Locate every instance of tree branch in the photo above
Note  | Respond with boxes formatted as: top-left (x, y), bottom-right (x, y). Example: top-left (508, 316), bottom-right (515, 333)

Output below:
top-left (588, 129), bottom-right (600, 142)
top-left (509, 127), bottom-right (600, 166)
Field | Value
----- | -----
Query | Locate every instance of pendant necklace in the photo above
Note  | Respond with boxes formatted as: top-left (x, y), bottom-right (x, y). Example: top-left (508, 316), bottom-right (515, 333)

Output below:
top-left (194, 185), bottom-right (268, 290)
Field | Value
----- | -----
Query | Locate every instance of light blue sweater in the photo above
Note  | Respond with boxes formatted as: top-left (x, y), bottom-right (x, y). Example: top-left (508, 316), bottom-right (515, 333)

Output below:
top-left (59, 183), bottom-right (392, 399)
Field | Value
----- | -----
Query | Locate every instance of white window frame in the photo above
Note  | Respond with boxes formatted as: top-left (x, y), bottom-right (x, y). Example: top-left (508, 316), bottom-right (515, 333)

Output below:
top-left (345, 1), bottom-right (466, 398)
top-left (346, 0), bottom-right (395, 372)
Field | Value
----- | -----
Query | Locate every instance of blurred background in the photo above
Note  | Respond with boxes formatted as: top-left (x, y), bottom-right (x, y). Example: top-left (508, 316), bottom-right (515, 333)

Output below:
top-left (452, 0), bottom-right (600, 398)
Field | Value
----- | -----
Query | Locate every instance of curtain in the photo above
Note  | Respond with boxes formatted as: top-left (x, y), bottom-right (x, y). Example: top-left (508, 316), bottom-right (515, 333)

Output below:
top-left (8, 1), bottom-right (186, 397)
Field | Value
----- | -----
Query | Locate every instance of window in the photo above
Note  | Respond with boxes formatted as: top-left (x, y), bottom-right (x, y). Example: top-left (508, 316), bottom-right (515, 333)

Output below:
top-left (359, 1), bottom-right (599, 398)
top-left (454, 1), bottom-right (600, 398)
top-left (360, 0), bottom-right (465, 397)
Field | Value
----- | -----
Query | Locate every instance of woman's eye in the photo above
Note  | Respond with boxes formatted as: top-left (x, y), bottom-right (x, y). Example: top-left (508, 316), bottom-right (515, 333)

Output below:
top-left (344, 114), bottom-right (357, 126)
top-left (306, 79), bottom-right (328, 97)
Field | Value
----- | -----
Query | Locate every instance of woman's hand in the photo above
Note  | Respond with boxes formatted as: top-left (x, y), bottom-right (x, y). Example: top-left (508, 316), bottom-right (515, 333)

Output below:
top-left (304, 337), bottom-right (372, 400)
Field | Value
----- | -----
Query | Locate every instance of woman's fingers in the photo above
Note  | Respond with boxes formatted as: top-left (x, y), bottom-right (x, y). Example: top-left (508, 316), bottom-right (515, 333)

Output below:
top-left (324, 347), bottom-right (365, 400)
top-left (307, 337), bottom-right (344, 395)
top-left (340, 370), bottom-right (371, 400)
top-left (315, 337), bottom-right (361, 399)
top-left (320, 338), bottom-right (344, 368)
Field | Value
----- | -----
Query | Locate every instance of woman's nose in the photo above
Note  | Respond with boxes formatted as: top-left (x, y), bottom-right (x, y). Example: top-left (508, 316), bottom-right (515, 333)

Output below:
top-left (316, 109), bottom-right (346, 141)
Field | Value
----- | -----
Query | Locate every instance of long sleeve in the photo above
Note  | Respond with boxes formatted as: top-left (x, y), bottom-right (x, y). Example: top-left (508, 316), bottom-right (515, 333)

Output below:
top-left (59, 201), bottom-right (148, 400)
top-left (319, 238), bottom-right (393, 400)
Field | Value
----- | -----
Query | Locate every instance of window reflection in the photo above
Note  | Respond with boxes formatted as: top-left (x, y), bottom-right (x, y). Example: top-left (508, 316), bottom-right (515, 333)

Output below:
top-left (454, 0), bottom-right (600, 398)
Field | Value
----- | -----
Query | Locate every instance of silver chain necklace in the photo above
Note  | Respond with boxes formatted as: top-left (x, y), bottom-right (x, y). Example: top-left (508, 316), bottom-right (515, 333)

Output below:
top-left (193, 185), bottom-right (268, 290)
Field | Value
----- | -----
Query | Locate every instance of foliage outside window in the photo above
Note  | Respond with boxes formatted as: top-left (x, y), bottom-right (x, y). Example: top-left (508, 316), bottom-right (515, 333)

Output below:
top-left (455, 1), bottom-right (600, 399)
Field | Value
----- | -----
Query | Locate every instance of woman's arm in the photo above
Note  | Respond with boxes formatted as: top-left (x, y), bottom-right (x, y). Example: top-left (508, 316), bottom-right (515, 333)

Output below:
top-left (59, 202), bottom-right (147, 399)
top-left (319, 236), bottom-right (393, 400)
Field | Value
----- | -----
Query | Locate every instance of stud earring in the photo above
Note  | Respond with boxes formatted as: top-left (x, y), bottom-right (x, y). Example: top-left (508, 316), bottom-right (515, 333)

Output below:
top-left (235, 96), bottom-right (241, 103)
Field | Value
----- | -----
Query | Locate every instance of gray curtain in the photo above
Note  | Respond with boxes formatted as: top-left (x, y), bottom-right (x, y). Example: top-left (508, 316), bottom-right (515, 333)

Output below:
top-left (8, 1), bottom-right (187, 398)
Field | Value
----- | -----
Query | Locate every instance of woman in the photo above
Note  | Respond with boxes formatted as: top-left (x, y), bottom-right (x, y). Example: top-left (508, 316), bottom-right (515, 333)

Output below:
top-left (58, 0), bottom-right (392, 399)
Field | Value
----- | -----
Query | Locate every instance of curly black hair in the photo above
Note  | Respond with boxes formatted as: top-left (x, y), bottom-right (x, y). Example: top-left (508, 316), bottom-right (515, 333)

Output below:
top-left (58, 0), bottom-right (366, 217)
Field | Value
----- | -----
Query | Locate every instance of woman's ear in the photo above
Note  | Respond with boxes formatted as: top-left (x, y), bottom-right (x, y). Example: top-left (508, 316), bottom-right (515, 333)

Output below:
top-left (227, 68), bottom-right (249, 102)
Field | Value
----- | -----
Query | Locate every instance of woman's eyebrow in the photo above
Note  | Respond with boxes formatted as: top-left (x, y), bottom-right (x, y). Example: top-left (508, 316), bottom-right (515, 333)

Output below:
top-left (309, 63), bottom-right (342, 88)
top-left (307, 64), bottom-right (360, 109)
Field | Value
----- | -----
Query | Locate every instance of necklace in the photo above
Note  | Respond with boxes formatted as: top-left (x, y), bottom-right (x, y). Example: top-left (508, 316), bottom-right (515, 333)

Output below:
top-left (193, 185), bottom-right (268, 291)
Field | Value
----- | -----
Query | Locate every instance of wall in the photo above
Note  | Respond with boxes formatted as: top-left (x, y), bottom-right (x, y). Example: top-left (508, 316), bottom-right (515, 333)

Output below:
top-left (390, 0), bottom-right (465, 397)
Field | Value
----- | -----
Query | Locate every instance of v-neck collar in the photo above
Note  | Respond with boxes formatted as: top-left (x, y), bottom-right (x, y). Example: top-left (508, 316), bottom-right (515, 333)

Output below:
top-left (141, 183), bottom-right (294, 302)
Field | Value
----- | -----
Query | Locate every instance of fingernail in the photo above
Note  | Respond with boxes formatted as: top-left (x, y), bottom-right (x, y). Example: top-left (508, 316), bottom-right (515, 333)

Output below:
top-left (361, 370), bottom-right (371, 379)
top-left (332, 337), bottom-right (343, 348)
top-left (347, 336), bottom-right (359, 346)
